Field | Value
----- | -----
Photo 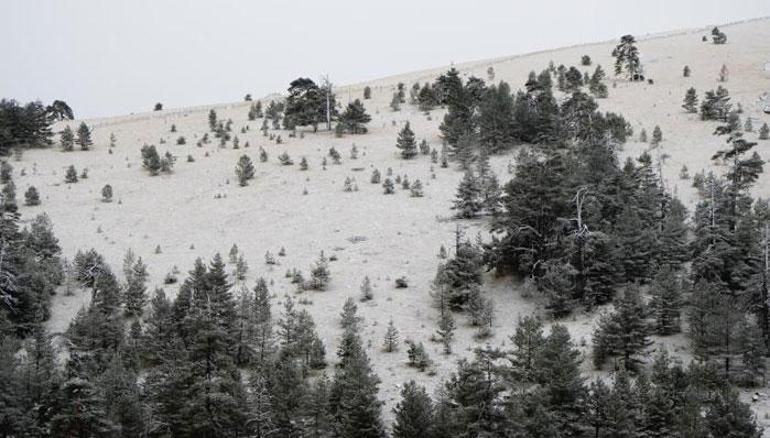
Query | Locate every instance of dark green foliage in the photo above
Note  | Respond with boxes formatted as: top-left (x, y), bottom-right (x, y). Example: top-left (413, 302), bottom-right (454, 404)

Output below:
top-left (64, 165), bottom-right (78, 183)
top-left (101, 184), bottom-right (113, 202)
top-left (612, 34), bottom-right (641, 78)
top-left (60, 125), bottom-right (75, 151)
top-left (338, 99), bottom-right (371, 134)
top-left (363, 86), bottom-right (372, 99)
top-left (0, 99), bottom-right (54, 156)
top-left (649, 267), bottom-right (684, 335)
top-left (478, 81), bottom-right (515, 152)
top-left (683, 87), bottom-right (698, 113)
top-left (711, 26), bottom-right (727, 44)
top-left (46, 100), bottom-right (74, 121)
top-left (592, 286), bottom-right (652, 371)
top-left (124, 257), bottom-right (148, 317)
top-left (396, 122), bottom-right (417, 159)
top-left (436, 240), bottom-right (483, 310)
top-left (141, 144), bottom-right (175, 175)
top-left (451, 170), bottom-right (482, 218)
top-left (24, 185), bottom-right (40, 206)
top-left (330, 323), bottom-right (386, 438)
top-left (75, 122), bottom-right (93, 150)
top-left (705, 388), bottom-right (761, 437)
top-left (284, 77), bottom-right (337, 131)
top-left (759, 123), bottom-right (769, 140)
top-left (700, 86), bottom-right (731, 121)
top-left (392, 381), bottom-right (435, 438)
top-left (235, 154), bottom-right (255, 186)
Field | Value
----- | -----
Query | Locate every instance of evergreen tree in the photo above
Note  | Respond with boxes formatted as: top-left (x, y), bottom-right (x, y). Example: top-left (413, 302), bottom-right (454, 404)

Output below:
top-left (124, 257), bottom-right (148, 317)
top-left (435, 309), bottom-right (455, 354)
top-left (700, 86), bottom-right (732, 121)
top-left (339, 99), bottom-right (371, 134)
top-left (649, 267), bottom-right (683, 336)
top-left (759, 123), bottom-right (769, 140)
top-left (235, 154), bottom-right (256, 186)
top-left (438, 68), bottom-right (476, 148)
top-left (392, 381), bottom-right (435, 438)
top-left (360, 276), bottom-right (373, 301)
top-left (588, 65), bottom-right (608, 98)
top-left (478, 81), bottom-right (515, 152)
top-left (452, 170), bottom-right (482, 218)
top-left (330, 325), bottom-right (386, 438)
top-left (592, 286), bottom-right (652, 371)
top-left (60, 126), bottom-right (75, 151)
top-left (383, 319), bottom-right (399, 352)
top-left (396, 122), bottom-right (418, 159)
top-left (64, 165), bottom-right (78, 183)
top-left (682, 87), bottom-right (698, 113)
top-left (306, 251), bottom-right (330, 290)
top-left (50, 377), bottom-right (116, 436)
top-left (705, 388), bottom-right (761, 438)
top-left (75, 122), bottom-right (93, 151)
top-left (534, 324), bottom-right (586, 437)
top-left (382, 178), bottom-right (394, 194)
top-left (24, 185), bottom-right (40, 206)
top-left (612, 35), bottom-right (642, 78)
top-left (508, 315), bottom-right (546, 382)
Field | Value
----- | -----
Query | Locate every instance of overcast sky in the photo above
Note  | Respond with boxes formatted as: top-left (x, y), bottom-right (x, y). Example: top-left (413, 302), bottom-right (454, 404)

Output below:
top-left (2, 0), bottom-right (769, 118)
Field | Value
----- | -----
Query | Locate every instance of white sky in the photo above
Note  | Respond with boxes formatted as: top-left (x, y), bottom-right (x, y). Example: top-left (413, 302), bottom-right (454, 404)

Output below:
top-left (2, 0), bottom-right (769, 118)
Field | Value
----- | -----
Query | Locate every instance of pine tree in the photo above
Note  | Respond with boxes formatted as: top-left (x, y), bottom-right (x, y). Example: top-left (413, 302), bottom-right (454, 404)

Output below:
top-left (592, 286), bottom-right (652, 371)
top-left (360, 276), bottom-right (373, 301)
top-left (612, 35), bottom-right (641, 78)
top-left (60, 126), bottom-right (75, 151)
top-left (651, 125), bottom-right (663, 146)
top-left (64, 165), bottom-right (78, 183)
top-left (392, 381), bottom-right (435, 438)
top-left (705, 388), bottom-right (761, 438)
top-left (407, 341), bottom-right (433, 372)
top-left (208, 109), bottom-right (218, 131)
top-left (330, 326), bottom-right (386, 438)
top-left (24, 186), bottom-right (40, 206)
top-left (75, 122), bottom-right (93, 151)
top-left (124, 258), bottom-right (148, 317)
top-left (340, 297), bottom-right (361, 331)
top-left (435, 309), bottom-right (455, 354)
top-left (535, 324), bottom-right (586, 436)
top-left (396, 122), bottom-right (417, 159)
top-left (390, 93), bottom-right (401, 111)
top-left (51, 377), bottom-right (116, 436)
top-left (682, 87), bottom-right (698, 113)
top-left (509, 315), bottom-right (545, 382)
top-left (382, 178), bottom-right (395, 194)
top-left (339, 99), bottom-right (371, 134)
top-left (383, 319), bottom-right (399, 352)
top-left (410, 179), bottom-right (423, 197)
top-left (683, 65), bottom-right (691, 77)
top-left (363, 86), bottom-right (372, 99)
top-left (587, 65), bottom-right (608, 98)
top-left (649, 267), bottom-right (683, 336)
top-left (306, 251), bottom-right (330, 290)
top-left (235, 154), bottom-right (255, 186)
top-left (759, 123), bottom-right (769, 140)
top-left (452, 170), bottom-right (482, 218)
top-left (700, 86), bottom-right (732, 121)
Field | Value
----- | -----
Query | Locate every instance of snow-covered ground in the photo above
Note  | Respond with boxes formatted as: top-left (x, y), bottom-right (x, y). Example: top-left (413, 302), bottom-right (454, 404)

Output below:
top-left (11, 16), bottom-right (770, 426)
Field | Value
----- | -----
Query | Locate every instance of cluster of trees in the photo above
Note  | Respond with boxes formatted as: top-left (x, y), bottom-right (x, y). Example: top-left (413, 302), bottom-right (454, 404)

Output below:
top-left (283, 77), bottom-right (337, 132)
top-left (140, 144), bottom-right (175, 175)
top-left (0, 99), bottom-right (55, 156)
top-left (2, 236), bottom-right (759, 437)
top-left (424, 65), bottom-right (623, 159)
